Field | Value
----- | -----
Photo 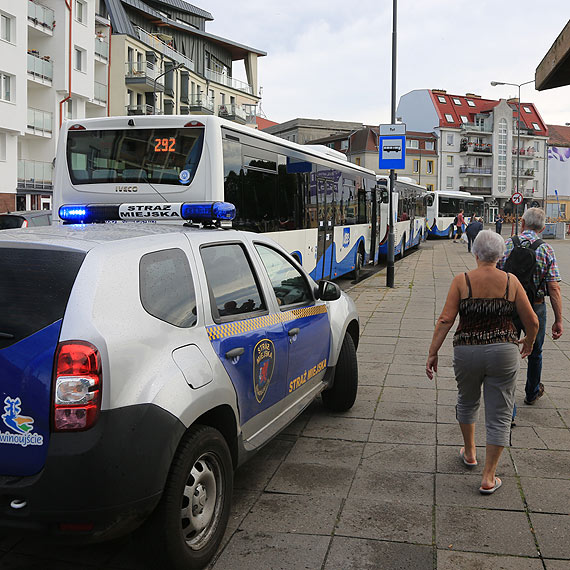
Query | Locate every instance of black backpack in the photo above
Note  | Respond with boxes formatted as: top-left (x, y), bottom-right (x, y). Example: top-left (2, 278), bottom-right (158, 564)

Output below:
top-left (453, 216), bottom-right (458, 225)
top-left (503, 235), bottom-right (544, 304)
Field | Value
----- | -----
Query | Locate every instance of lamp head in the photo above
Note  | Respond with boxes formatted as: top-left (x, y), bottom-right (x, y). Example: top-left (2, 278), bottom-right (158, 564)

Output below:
top-left (490, 81), bottom-right (503, 86)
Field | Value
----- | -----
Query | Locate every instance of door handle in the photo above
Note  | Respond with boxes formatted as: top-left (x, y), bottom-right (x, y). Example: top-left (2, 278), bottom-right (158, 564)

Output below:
top-left (288, 328), bottom-right (300, 336)
top-left (225, 347), bottom-right (245, 359)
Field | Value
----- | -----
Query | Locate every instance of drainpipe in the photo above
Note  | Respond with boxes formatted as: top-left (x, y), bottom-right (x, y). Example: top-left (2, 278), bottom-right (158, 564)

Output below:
top-left (58, 0), bottom-right (73, 128)
top-left (102, 21), bottom-right (112, 116)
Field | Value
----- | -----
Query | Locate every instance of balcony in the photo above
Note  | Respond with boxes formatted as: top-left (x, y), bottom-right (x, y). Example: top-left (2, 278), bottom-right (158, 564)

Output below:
top-left (460, 122), bottom-right (493, 134)
top-left (218, 103), bottom-right (247, 124)
top-left (93, 81), bottom-right (107, 105)
top-left (205, 68), bottom-right (254, 95)
top-left (27, 108), bottom-right (52, 137)
top-left (28, 0), bottom-right (55, 34)
top-left (512, 147), bottom-right (536, 158)
top-left (514, 127), bottom-right (538, 137)
top-left (94, 37), bottom-right (109, 62)
top-left (27, 52), bottom-right (52, 85)
top-left (18, 160), bottom-right (53, 190)
top-left (125, 62), bottom-right (164, 91)
top-left (459, 142), bottom-right (492, 154)
top-left (136, 28), bottom-right (195, 72)
top-left (513, 168), bottom-right (535, 178)
top-left (189, 94), bottom-right (214, 114)
top-left (459, 166), bottom-right (492, 175)
top-left (126, 104), bottom-right (155, 116)
top-left (459, 185), bottom-right (492, 196)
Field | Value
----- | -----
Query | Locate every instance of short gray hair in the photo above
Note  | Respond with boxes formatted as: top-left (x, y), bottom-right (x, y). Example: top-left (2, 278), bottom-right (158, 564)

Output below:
top-left (522, 208), bottom-right (545, 231)
top-left (472, 229), bottom-right (505, 262)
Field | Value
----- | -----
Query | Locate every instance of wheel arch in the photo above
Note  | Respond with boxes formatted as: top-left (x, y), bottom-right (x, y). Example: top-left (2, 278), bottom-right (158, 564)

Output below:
top-left (346, 319), bottom-right (359, 350)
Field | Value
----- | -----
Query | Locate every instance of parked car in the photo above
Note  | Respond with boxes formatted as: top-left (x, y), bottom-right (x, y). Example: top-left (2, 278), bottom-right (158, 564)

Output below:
top-left (0, 210), bottom-right (52, 230)
top-left (0, 201), bottom-right (359, 569)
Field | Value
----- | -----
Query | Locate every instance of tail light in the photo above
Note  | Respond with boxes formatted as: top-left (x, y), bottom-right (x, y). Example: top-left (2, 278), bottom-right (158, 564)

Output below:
top-left (53, 341), bottom-right (101, 431)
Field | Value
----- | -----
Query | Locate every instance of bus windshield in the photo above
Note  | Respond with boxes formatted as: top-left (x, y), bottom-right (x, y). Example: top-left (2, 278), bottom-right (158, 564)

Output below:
top-left (66, 127), bottom-right (204, 185)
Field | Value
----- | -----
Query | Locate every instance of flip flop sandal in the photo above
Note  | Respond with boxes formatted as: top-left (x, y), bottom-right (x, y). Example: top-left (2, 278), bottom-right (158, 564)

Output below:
top-left (460, 447), bottom-right (477, 467)
top-left (479, 477), bottom-right (502, 495)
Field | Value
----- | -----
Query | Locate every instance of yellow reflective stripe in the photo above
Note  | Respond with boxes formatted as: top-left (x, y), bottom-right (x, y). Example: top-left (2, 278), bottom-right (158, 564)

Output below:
top-left (206, 304), bottom-right (328, 341)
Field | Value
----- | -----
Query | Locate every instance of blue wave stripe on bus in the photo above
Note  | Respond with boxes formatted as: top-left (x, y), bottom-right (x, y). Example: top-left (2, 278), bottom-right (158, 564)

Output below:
top-left (378, 234), bottom-right (405, 256)
top-left (309, 238), bottom-right (364, 280)
top-left (427, 222), bottom-right (453, 237)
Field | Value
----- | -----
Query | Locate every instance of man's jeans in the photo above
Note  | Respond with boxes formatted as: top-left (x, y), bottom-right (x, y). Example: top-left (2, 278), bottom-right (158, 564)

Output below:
top-left (526, 302), bottom-right (547, 400)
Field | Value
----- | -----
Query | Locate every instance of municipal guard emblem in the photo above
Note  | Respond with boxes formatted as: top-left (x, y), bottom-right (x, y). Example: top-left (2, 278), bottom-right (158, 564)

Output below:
top-left (253, 339), bottom-right (275, 403)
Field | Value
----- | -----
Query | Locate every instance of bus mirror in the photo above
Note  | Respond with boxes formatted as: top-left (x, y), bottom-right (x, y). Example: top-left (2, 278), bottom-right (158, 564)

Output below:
top-left (380, 189), bottom-right (389, 204)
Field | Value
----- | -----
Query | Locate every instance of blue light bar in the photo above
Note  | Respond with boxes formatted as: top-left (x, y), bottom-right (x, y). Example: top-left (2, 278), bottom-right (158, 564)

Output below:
top-left (59, 205), bottom-right (88, 221)
top-left (181, 202), bottom-right (236, 221)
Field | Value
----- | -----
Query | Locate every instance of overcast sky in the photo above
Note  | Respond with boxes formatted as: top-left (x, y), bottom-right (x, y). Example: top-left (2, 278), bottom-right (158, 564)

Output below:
top-left (203, 0), bottom-right (570, 128)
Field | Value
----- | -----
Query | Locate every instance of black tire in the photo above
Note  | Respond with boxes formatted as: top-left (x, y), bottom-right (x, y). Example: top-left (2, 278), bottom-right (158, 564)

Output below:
top-left (144, 425), bottom-right (233, 570)
top-left (352, 246), bottom-right (364, 280)
top-left (398, 234), bottom-right (406, 260)
top-left (322, 333), bottom-right (358, 412)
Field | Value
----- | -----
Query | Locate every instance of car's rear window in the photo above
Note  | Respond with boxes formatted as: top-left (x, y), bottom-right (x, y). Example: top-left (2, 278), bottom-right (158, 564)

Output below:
top-left (0, 215), bottom-right (25, 230)
top-left (0, 248), bottom-right (86, 349)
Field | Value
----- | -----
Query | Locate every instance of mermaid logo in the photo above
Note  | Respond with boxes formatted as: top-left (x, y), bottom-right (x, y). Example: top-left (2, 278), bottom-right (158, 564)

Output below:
top-left (2, 397), bottom-right (35, 435)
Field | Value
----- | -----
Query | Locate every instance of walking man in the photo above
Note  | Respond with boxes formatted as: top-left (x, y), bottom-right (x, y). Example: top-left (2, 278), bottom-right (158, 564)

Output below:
top-left (453, 209), bottom-right (465, 243)
top-left (497, 208), bottom-right (563, 404)
top-left (465, 216), bottom-right (483, 253)
top-left (495, 214), bottom-right (504, 234)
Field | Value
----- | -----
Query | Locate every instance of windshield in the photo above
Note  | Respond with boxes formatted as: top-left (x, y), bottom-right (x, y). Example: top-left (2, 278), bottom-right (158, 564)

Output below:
top-left (66, 127), bottom-right (204, 185)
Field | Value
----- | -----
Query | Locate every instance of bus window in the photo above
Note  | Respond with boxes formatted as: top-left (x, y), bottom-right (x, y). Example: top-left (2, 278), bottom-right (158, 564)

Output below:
top-left (277, 156), bottom-right (301, 230)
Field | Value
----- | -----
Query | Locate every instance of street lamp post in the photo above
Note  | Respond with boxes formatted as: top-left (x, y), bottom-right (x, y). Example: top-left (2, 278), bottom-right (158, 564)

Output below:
top-left (490, 79), bottom-right (534, 235)
top-left (153, 62), bottom-right (184, 114)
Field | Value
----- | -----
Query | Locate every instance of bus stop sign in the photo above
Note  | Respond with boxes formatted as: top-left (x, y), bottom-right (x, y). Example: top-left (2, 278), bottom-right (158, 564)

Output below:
top-left (379, 124), bottom-right (406, 170)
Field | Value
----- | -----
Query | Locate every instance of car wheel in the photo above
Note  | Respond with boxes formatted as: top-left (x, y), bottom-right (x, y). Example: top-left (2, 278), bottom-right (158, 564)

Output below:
top-left (352, 247), bottom-right (364, 280)
top-left (145, 425), bottom-right (233, 570)
top-left (322, 333), bottom-right (358, 412)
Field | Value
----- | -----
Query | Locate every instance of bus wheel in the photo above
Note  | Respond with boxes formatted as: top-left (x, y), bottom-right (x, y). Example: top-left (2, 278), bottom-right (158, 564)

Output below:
top-left (322, 333), bottom-right (358, 412)
top-left (398, 235), bottom-right (406, 259)
top-left (352, 246), bottom-right (364, 280)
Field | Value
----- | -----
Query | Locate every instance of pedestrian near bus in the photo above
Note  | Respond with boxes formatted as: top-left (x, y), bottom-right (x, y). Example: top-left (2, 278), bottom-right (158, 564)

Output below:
top-left (497, 208), bottom-right (563, 405)
top-left (453, 209), bottom-right (465, 243)
top-left (466, 216), bottom-right (484, 253)
top-left (426, 230), bottom-right (538, 494)
top-left (495, 214), bottom-right (504, 235)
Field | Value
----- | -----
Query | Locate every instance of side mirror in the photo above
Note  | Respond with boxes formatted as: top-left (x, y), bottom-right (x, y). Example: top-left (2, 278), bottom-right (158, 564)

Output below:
top-left (315, 280), bottom-right (341, 301)
top-left (380, 189), bottom-right (389, 204)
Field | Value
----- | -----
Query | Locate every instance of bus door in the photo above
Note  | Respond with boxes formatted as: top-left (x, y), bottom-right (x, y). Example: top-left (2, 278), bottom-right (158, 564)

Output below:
top-left (370, 187), bottom-right (377, 264)
top-left (316, 178), bottom-right (333, 280)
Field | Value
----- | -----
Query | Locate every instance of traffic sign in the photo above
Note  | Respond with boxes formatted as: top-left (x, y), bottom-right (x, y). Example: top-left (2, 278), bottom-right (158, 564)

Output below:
top-left (511, 192), bottom-right (523, 205)
top-left (379, 135), bottom-right (406, 169)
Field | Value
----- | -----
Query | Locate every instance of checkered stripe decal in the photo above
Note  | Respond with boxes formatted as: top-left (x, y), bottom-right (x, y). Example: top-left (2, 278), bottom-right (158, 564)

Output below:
top-left (206, 304), bottom-right (328, 340)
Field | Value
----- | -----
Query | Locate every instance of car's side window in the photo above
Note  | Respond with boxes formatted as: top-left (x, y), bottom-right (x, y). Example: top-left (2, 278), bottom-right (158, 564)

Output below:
top-left (255, 244), bottom-right (313, 308)
top-left (201, 243), bottom-right (266, 320)
top-left (139, 248), bottom-right (197, 327)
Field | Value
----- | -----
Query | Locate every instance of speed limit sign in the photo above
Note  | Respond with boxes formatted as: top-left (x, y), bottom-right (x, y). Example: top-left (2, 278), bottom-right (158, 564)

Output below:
top-left (511, 192), bottom-right (523, 205)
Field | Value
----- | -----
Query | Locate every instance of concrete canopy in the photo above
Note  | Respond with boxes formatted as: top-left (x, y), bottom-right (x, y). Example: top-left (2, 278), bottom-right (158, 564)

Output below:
top-left (536, 20), bottom-right (570, 90)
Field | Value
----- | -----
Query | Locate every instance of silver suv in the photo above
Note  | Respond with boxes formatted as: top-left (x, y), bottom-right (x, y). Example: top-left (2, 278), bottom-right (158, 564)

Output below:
top-left (0, 206), bottom-right (359, 569)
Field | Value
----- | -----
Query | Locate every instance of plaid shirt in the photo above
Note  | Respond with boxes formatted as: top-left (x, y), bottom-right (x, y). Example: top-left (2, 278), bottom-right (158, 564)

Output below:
top-left (497, 230), bottom-right (561, 300)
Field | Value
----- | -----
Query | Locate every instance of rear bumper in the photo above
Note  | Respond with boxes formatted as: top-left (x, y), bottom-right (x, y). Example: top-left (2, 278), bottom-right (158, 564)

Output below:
top-left (0, 403), bottom-right (186, 541)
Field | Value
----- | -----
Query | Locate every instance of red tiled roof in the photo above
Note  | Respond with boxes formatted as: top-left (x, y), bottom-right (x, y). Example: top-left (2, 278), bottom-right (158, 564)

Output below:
top-left (428, 90), bottom-right (548, 136)
top-left (546, 124), bottom-right (570, 146)
top-left (257, 117), bottom-right (279, 130)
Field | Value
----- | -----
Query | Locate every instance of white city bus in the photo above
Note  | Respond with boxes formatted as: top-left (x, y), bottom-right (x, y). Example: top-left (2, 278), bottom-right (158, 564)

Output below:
top-left (54, 115), bottom-right (382, 281)
top-left (424, 190), bottom-right (484, 238)
top-left (376, 175), bottom-right (427, 257)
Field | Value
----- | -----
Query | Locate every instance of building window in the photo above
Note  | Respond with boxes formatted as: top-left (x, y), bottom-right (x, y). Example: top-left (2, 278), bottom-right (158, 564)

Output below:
top-left (427, 160), bottom-right (433, 174)
top-left (1, 13), bottom-right (13, 43)
top-left (0, 72), bottom-right (13, 102)
top-left (453, 98), bottom-right (461, 105)
top-left (445, 114), bottom-right (453, 122)
top-left (0, 132), bottom-right (6, 161)
top-left (523, 106), bottom-right (531, 113)
top-left (75, 0), bottom-right (86, 24)
top-left (355, 157), bottom-right (361, 166)
top-left (446, 133), bottom-right (454, 146)
top-left (406, 139), bottom-right (419, 149)
top-left (74, 47), bottom-right (85, 71)
top-left (446, 155), bottom-right (453, 167)
top-left (340, 139), bottom-right (348, 150)
top-left (466, 100), bottom-right (476, 107)
top-left (425, 141), bottom-right (434, 150)
top-left (66, 99), bottom-right (73, 119)
top-left (532, 122), bottom-right (540, 131)
top-left (413, 159), bottom-right (419, 173)
top-left (498, 118), bottom-right (507, 194)
top-left (438, 95), bottom-right (446, 103)
top-left (426, 184), bottom-right (434, 191)
top-left (460, 115), bottom-right (468, 123)
top-left (534, 141), bottom-right (540, 152)
top-left (446, 176), bottom-right (453, 188)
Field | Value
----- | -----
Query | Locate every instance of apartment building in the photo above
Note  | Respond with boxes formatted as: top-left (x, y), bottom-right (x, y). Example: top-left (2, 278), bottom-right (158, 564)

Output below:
top-left (397, 89), bottom-right (548, 221)
top-left (309, 126), bottom-right (438, 189)
top-left (0, 0), bottom-right (265, 212)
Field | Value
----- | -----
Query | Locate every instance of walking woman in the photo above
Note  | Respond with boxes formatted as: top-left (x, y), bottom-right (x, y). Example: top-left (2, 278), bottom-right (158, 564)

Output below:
top-left (426, 231), bottom-right (538, 494)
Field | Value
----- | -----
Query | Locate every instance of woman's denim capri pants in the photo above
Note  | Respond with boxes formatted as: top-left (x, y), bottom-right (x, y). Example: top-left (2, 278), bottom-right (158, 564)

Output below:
top-left (453, 342), bottom-right (519, 447)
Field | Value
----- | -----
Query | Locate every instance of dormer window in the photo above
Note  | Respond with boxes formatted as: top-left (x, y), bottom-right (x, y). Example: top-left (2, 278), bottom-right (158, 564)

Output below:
top-left (445, 114), bottom-right (454, 122)
top-left (467, 100), bottom-right (476, 107)
top-left (453, 98), bottom-right (461, 105)
top-left (438, 96), bottom-right (446, 103)
top-left (523, 106), bottom-right (532, 113)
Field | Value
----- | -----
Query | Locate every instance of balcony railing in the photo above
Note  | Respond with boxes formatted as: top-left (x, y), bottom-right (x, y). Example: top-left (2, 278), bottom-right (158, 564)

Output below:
top-left (459, 142), bottom-right (492, 153)
top-left (94, 81), bottom-right (107, 104)
top-left (459, 186), bottom-right (492, 195)
top-left (189, 94), bottom-right (214, 112)
top-left (512, 147), bottom-right (536, 158)
top-left (459, 166), bottom-right (492, 175)
top-left (18, 159), bottom-right (53, 189)
top-left (94, 37), bottom-right (109, 61)
top-left (125, 61), bottom-right (164, 84)
top-left (27, 108), bottom-right (52, 135)
top-left (514, 168), bottom-right (535, 177)
top-left (28, 0), bottom-right (55, 32)
top-left (205, 68), bottom-right (253, 95)
top-left (27, 53), bottom-right (53, 83)
top-left (460, 122), bottom-right (493, 133)
top-left (126, 104), bottom-right (155, 116)
top-left (218, 103), bottom-right (247, 121)
top-left (136, 27), bottom-right (195, 72)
